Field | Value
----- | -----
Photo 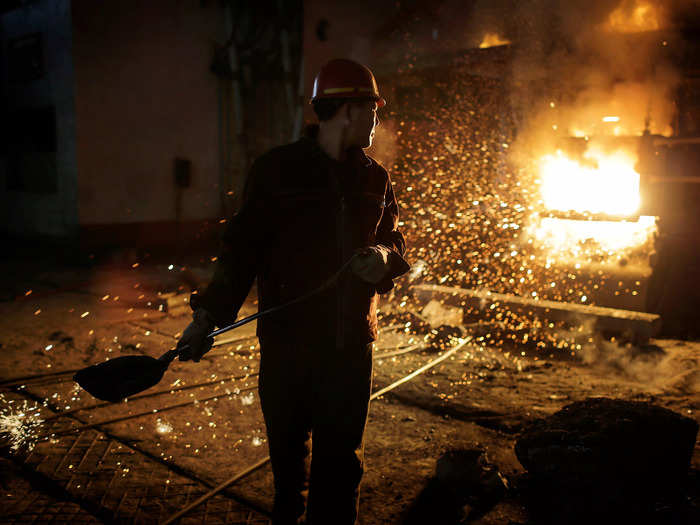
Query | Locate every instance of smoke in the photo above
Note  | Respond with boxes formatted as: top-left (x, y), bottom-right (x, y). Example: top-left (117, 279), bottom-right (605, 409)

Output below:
top-left (367, 117), bottom-right (400, 173)
top-left (557, 319), bottom-right (700, 393)
top-left (582, 338), bottom-right (700, 393)
top-left (460, 0), bottom-right (696, 158)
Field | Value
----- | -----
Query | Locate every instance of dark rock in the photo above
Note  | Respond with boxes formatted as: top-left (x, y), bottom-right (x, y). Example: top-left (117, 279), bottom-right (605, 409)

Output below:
top-left (402, 449), bottom-right (507, 524)
top-left (515, 397), bottom-right (699, 523)
top-left (436, 449), bottom-right (508, 501)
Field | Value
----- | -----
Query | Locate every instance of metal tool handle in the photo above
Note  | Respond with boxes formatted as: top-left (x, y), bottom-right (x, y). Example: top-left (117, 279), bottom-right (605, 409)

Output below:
top-left (160, 256), bottom-right (356, 364)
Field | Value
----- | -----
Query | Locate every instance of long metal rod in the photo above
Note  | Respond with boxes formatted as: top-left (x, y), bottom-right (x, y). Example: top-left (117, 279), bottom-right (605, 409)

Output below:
top-left (42, 385), bottom-right (257, 439)
top-left (160, 456), bottom-right (271, 525)
top-left (159, 337), bottom-right (471, 524)
top-left (2, 375), bottom-right (76, 392)
top-left (172, 257), bottom-right (354, 359)
top-left (43, 371), bottom-right (259, 421)
top-left (0, 368), bottom-right (80, 386)
top-left (370, 338), bottom-right (469, 399)
top-left (1, 315), bottom-right (255, 388)
top-left (2, 332), bottom-right (258, 392)
top-left (212, 333), bottom-right (258, 348)
top-left (373, 343), bottom-right (424, 360)
top-left (39, 333), bottom-right (422, 430)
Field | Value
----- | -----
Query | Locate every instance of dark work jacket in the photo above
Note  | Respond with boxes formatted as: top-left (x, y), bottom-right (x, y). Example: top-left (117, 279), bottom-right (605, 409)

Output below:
top-left (190, 125), bottom-right (409, 346)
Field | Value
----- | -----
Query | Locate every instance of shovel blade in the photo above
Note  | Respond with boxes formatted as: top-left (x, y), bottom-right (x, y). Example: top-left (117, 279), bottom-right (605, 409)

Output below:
top-left (74, 355), bottom-right (168, 402)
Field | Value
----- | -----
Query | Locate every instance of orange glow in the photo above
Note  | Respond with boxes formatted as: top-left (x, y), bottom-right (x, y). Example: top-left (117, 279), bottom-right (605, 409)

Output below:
top-left (531, 145), bottom-right (656, 255)
top-left (539, 147), bottom-right (640, 216)
top-left (533, 216), bottom-right (656, 255)
top-left (605, 0), bottom-right (662, 33)
top-left (479, 33), bottom-right (510, 48)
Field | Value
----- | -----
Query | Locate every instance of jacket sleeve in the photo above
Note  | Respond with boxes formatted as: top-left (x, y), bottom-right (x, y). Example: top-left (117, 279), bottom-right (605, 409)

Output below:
top-left (189, 160), bottom-right (267, 327)
top-left (374, 176), bottom-right (410, 294)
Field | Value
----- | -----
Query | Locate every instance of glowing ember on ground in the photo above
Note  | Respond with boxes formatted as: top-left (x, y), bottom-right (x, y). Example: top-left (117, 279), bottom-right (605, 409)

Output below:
top-left (240, 392), bottom-right (255, 406)
top-left (538, 148), bottom-right (641, 216)
top-left (479, 32), bottom-right (510, 48)
top-left (0, 397), bottom-right (44, 452)
top-left (155, 418), bottom-right (173, 435)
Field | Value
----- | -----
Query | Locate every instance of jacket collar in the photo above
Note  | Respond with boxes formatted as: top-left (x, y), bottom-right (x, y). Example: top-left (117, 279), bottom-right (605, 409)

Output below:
top-left (302, 124), bottom-right (372, 169)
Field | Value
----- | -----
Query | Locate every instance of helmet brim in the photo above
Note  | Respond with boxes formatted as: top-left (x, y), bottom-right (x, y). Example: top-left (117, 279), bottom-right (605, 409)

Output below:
top-left (309, 95), bottom-right (387, 108)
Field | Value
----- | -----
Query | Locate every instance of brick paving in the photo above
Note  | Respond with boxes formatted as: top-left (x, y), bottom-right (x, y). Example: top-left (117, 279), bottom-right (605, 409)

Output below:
top-left (1, 393), bottom-right (270, 524)
top-left (1, 456), bottom-right (100, 524)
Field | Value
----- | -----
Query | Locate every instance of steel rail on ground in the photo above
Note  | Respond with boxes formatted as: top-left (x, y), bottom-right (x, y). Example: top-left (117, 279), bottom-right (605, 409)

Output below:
top-left (37, 338), bottom-right (429, 433)
top-left (160, 336), bottom-right (472, 525)
top-left (40, 370), bottom-right (260, 421)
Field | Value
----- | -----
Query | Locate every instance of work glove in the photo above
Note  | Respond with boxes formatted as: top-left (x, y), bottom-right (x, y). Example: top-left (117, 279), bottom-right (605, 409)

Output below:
top-left (177, 308), bottom-right (215, 362)
top-left (351, 245), bottom-right (391, 284)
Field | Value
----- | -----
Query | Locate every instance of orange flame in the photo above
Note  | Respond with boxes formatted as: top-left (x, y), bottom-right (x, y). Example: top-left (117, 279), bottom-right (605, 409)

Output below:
top-left (479, 33), bottom-right (510, 48)
top-left (539, 147), bottom-right (640, 216)
top-left (605, 0), bottom-right (663, 33)
top-left (531, 146), bottom-right (656, 255)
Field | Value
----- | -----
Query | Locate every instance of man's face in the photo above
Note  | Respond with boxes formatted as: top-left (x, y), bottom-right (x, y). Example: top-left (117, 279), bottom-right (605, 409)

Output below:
top-left (347, 100), bottom-right (380, 149)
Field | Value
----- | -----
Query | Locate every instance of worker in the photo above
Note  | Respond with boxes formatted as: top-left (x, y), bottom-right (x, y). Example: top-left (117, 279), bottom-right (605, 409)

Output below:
top-left (176, 58), bottom-right (409, 525)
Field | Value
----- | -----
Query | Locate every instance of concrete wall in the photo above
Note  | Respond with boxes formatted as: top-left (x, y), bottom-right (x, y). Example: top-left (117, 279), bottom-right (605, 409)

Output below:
top-left (303, 0), bottom-right (390, 122)
top-left (0, 0), bottom-right (79, 237)
top-left (71, 0), bottom-right (224, 226)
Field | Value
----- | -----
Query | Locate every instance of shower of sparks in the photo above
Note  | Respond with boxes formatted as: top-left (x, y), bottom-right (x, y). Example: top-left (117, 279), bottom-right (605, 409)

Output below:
top-left (0, 396), bottom-right (44, 452)
top-left (155, 418), bottom-right (173, 435)
top-left (377, 65), bottom-right (657, 356)
top-left (240, 392), bottom-right (255, 406)
top-left (408, 259), bottom-right (428, 281)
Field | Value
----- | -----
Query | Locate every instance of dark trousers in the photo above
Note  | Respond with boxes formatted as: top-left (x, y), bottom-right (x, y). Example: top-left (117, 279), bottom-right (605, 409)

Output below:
top-left (258, 338), bottom-right (373, 525)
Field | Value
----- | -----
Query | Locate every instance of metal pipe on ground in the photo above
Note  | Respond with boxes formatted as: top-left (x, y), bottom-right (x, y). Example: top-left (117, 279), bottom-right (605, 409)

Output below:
top-left (40, 371), bottom-right (259, 421)
top-left (159, 337), bottom-right (472, 525)
top-left (42, 339), bottom-right (426, 432)
top-left (40, 385), bottom-right (258, 439)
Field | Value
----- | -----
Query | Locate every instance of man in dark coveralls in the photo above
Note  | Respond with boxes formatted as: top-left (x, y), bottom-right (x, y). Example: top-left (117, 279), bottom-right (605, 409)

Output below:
top-left (177, 58), bottom-right (409, 525)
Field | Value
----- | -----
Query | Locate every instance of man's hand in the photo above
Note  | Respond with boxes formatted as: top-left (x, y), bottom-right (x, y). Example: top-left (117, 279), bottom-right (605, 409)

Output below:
top-left (350, 246), bottom-right (390, 284)
top-left (177, 309), bottom-right (215, 362)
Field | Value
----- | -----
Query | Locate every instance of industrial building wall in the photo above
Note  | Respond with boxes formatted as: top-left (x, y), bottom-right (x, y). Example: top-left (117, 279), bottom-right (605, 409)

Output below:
top-left (303, 0), bottom-right (388, 122)
top-left (0, 0), bottom-right (79, 238)
top-left (71, 0), bottom-right (224, 228)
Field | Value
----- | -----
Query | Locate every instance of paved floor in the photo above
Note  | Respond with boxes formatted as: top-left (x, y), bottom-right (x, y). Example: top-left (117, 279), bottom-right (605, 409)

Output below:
top-left (0, 258), bottom-right (271, 524)
top-left (1, 392), bottom-right (271, 524)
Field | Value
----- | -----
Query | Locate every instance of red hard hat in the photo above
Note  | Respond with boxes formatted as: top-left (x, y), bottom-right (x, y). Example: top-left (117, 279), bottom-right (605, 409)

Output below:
top-left (311, 59), bottom-right (386, 108)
